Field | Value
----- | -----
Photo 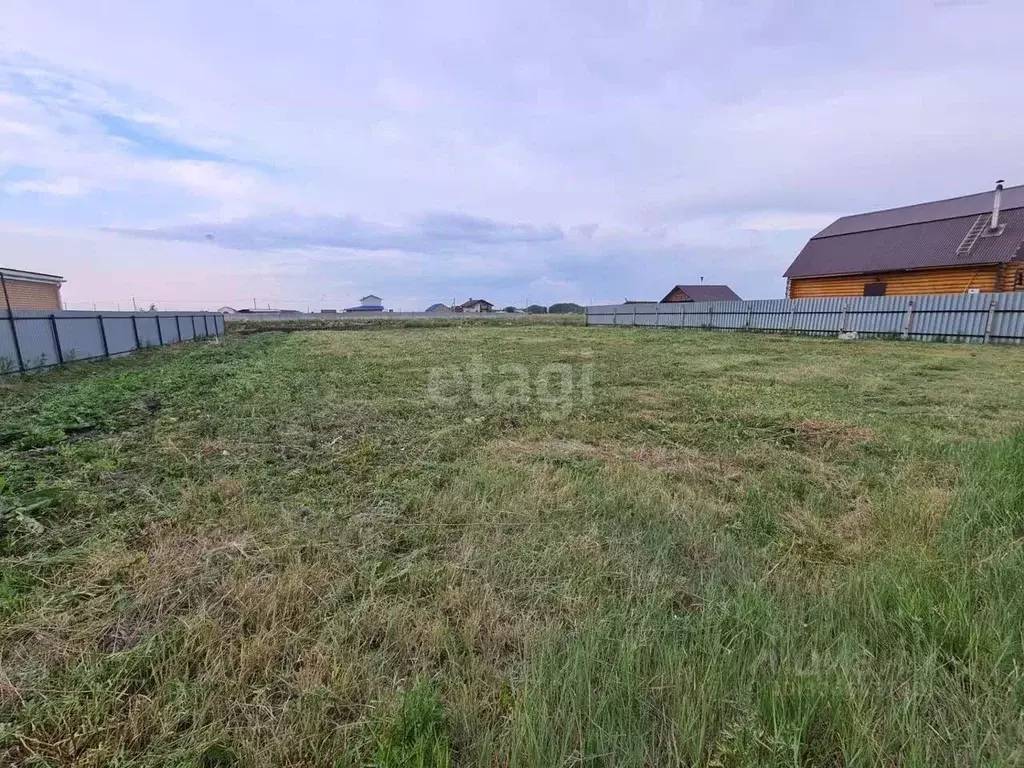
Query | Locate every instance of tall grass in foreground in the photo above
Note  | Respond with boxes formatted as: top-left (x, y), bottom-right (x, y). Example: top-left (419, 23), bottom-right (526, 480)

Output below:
top-left (2, 328), bottom-right (1023, 766)
top-left (493, 436), bottom-right (1024, 766)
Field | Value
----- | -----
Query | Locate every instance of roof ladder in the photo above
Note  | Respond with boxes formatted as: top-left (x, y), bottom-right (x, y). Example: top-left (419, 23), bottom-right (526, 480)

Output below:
top-left (956, 214), bottom-right (991, 255)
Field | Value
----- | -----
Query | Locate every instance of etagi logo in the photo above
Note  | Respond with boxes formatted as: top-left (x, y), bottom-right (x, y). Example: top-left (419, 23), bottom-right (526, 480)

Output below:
top-left (427, 357), bottom-right (594, 420)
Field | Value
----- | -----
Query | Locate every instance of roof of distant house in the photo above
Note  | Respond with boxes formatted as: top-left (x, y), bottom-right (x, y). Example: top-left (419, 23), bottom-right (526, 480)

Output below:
top-left (785, 183), bottom-right (1024, 279)
top-left (661, 285), bottom-right (742, 303)
top-left (360, 294), bottom-right (382, 302)
top-left (0, 267), bottom-right (66, 285)
top-left (458, 298), bottom-right (493, 308)
top-left (425, 303), bottom-right (450, 312)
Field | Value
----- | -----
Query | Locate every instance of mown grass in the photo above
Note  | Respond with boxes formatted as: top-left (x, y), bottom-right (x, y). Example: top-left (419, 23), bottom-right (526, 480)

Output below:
top-left (1, 326), bottom-right (1022, 766)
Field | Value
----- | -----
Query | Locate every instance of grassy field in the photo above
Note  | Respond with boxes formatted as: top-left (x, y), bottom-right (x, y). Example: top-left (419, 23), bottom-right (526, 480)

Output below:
top-left (226, 313), bottom-right (584, 335)
top-left (1, 324), bottom-right (1023, 766)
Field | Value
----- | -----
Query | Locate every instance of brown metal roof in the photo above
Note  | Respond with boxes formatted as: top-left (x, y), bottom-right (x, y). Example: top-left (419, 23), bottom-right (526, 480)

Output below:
top-left (661, 284), bottom-right (742, 302)
top-left (785, 187), bottom-right (1024, 279)
top-left (814, 183), bottom-right (1024, 238)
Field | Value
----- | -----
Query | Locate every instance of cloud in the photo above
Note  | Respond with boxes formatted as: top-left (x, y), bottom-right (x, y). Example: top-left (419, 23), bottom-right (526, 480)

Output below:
top-left (113, 211), bottom-right (564, 252)
top-left (4, 176), bottom-right (87, 196)
top-left (93, 112), bottom-right (236, 163)
top-left (2, 0), bottom-right (1024, 309)
top-left (739, 212), bottom-right (841, 233)
top-left (0, 55), bottom-right (275, 217)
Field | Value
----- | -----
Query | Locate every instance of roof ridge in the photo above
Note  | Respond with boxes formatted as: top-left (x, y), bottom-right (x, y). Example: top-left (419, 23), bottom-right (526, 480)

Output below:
top-left (812, 204), bottom-right (1024, 240)
top-left (833, 183), bottom-right (1024, 223)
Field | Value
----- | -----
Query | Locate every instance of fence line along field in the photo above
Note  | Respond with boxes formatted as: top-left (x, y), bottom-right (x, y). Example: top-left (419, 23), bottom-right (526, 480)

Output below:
top-left (1, 323), bottom-right (1023, 766)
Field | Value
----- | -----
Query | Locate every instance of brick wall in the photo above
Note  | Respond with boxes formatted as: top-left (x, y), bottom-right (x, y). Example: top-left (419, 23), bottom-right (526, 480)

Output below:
top-left (1, 279), bottom-right (63, 310)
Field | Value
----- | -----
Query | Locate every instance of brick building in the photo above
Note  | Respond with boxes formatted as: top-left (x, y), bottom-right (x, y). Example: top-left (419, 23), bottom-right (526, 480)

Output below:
top-left (0, 267), bottom-right (65, 310)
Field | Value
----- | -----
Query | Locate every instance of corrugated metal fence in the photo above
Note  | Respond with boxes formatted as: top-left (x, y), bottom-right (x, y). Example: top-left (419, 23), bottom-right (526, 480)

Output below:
top-left (585, 293), bottom-right (1024, 344)
top-left (0, 310), bottom-right (225, 374)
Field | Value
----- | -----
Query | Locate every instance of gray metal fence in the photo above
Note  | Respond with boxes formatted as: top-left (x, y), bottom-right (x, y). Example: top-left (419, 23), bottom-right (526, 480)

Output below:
top-left (585, 293), bottom-right (1024, 344)
top-left (0, 310), bottom-right (225, 374)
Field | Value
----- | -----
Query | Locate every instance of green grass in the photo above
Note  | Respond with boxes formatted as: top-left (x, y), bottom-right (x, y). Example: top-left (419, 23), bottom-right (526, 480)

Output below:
top-left (227, 312), bottom-right (583, 335)
top-left (1, 326), bottom-right (1022, 766)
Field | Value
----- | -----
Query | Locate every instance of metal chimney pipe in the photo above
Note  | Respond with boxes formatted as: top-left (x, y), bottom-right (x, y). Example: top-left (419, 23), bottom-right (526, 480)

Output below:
top-left (992, 179), bottom-right (1005, 230)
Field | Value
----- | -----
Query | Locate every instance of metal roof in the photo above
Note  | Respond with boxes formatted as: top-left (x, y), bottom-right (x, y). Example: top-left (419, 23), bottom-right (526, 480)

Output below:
top-left (813, 183), bottom-right (1024, 238)
top-left (661, 284), bottom-right (742, 302)
top-left (0, 267), bottom-right (66, 285)
top-left (785, 187), bottom-right (1024, 279)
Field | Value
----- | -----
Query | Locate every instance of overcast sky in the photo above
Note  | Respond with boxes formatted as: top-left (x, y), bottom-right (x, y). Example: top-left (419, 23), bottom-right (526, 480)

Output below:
top-left (0, 0), bottom-right (1019, 310)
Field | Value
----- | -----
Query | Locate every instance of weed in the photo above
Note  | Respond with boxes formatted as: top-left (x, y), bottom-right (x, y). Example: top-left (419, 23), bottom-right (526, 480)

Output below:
top-left (373, 678), bottom-right (452, 768)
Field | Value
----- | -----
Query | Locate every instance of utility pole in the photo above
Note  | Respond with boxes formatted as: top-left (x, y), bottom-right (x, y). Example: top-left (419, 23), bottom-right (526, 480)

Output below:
top-left (132, 296), bottom-right (137, 311)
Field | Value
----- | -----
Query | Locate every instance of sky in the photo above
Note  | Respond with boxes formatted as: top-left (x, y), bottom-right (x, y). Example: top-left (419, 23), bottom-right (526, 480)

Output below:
top-left (0, 0), bottom-right (1020, 311)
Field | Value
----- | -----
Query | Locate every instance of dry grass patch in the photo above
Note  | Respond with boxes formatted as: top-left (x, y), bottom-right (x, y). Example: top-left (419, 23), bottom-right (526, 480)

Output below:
top-left (796, 418), bottom-right (878, 448)
top-left (491, 438), bottom-right (744, 482)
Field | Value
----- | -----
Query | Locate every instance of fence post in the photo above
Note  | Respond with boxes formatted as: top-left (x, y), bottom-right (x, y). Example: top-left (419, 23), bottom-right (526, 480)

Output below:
top-left (840, 303), bottom-right (849, 333)
top-left (191, 315), bottom-right (197, 338)
top-left (156, 315), bottom-right (164, 346)
top-left (788, 305), bottom-right (796, 333)
top-left (654, 303), bottom-right (661, 328)
top-left (98, 315), bottom-right (110, 358)
top-left (746, 305), bottom-right (753, 330)
top-left (902, 301), bottom-right (915, 340)
top-left (0, 273), bottom-right (25, 373)
top-left (131, 315), bottom-right (141, 349)
top-left (49, 314), bottom-right (64, 365)
top-left (984, 296), bottom-right (999, 344)
top-left (175, 315), bottom-right (182, 343)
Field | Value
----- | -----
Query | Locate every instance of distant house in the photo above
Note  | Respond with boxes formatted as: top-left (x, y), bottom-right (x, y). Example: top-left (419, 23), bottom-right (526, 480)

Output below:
top-left (784, 181), bottom-right (1024, 299)
top-left (660, 285), bottom-right (742, 303)
top-left (425, 303), bottom-right (450, 313)
top-left (0, 267), bottom-right (65, 311)
top-left (345, 294), bottom-right (384, 312)
top-left (457, 298), bottom-right (494, 313)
